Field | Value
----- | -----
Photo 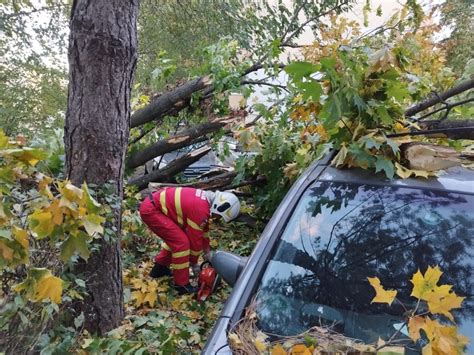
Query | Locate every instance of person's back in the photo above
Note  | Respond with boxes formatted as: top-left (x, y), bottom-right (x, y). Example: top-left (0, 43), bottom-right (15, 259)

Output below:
top-left (139, 187), bottom-right (240, 295)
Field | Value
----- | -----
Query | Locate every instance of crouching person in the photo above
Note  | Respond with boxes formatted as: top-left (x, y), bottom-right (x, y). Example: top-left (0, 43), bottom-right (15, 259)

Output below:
top-left (139, 187), bottom-right (240, 295)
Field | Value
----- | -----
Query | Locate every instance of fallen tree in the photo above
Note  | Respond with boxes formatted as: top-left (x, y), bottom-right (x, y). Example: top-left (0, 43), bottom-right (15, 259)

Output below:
top-left (126, 115), bottom-right (241, 169)
top-left (128, 145), bottom-right (211, 190)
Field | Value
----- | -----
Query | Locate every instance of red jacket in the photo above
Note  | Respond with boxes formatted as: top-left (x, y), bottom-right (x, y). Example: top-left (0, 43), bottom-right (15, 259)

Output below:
top-left (150, 187), bottom-right (211, 252)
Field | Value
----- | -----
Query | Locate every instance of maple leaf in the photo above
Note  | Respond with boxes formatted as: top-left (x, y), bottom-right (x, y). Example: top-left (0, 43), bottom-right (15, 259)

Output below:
top-left (271, 344), bottom-right (287, 355)
top-left (34, 274), bottom-right (63, 304)
top-left (408, 316), bottom-right (425, 341)
top-left (29, 210), bottom-right (54, 238)
top-left (410, 266), bottom-right (443, 300)
top-left (331, 144), bottom-right (348, 167)
top-left (290, 344), bottom-right (311, 355)
top-left (367, 277), bottom-right (397, 305)
top-left (0, 239), bottom-right (14, 261)
top-left (426, 291), bottom-right (464, 322)
top-left (143, 291), bottom-right (158, 307)
top-left (131, 290), bottom-right (145, 307)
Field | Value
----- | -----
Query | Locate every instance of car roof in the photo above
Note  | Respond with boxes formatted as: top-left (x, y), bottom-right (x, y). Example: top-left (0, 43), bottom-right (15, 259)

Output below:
top-left (310, 151), bottom-right (474, 195)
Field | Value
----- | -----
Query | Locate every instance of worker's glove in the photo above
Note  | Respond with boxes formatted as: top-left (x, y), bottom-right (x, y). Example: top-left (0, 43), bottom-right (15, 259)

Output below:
top-left (203, 249), bottom-right (211, 262)
top-left (191, 263), bottom-right (201, 279)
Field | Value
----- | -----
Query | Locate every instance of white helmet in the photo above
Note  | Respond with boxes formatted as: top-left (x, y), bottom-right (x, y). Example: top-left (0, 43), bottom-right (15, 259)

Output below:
top-left (210, 191), bottom-right (240, 222)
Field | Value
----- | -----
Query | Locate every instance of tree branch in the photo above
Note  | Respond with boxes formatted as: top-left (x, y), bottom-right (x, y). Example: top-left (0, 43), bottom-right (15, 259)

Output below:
top-left (128, 146), bottom-right (212, 190)
top-left (405, 79), bottom-right (474, 117)
top-left (127, 115), bottom-right (239, 169)
top-left (414, 97), bottom-right (474, 122)
top-left (387, 121), bottom-right (474, 140)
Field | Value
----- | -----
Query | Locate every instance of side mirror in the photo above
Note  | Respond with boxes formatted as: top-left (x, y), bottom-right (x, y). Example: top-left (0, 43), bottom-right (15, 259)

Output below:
top-left (209, 250), bottom-right (248, 287)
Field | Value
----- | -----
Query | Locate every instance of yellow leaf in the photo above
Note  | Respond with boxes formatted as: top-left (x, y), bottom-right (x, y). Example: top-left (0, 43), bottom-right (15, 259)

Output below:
top-left (61, 182), bottom-right (84, 202)
top-left (367, 277), bottom-right (397, 305)
top-left (290, 344), bottom-right (311, 355)
top-left (171, 298), bottom-right (183, 310)
top-left (413, 169), bottom-right (430, 178)
top-left (48, 199), bottom-right (64, 225)
top-left (395, 162), bottom-right (413, 179)
top-left (331, 144), bottom-right (348, 167)
top-left (426, 291), bottom-right (464, 322)
top-left (38, 175), bottom-right (53, 199)
top-left (283, 162), bottom-right (299, 180)
top-left (410, 266), bottom-right (443, 301)
top-left (130, 278), bottom-right (148, 292)
top-left (29, 210), bottom-right (54, 238)
top-left (408, 316), bottom-right (425, 341)
top-left (82, 214), bottom-right (105, 236)
top-left (254, 339), bottom-right (267, 353)
top-left (58, 196), bottom-right (76, 211)
top-left (271, 344), bottom-right (287, 355)
top-left (0, 239), bottom-right (14, 261)
top-left (143, 291), bottom-right (157, 307)
top-left (12, 226), bottom-right (28, 249)
top-left (131, 290), bottom-right (145, 307)
top-left (34, 274), bottom-right (63, 304)
top-left (228, 333), bottom-right (243, 348)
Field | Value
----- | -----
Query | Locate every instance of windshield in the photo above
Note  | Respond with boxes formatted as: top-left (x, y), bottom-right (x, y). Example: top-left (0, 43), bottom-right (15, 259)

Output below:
top-left (256, 182), bottom-right (473, 353)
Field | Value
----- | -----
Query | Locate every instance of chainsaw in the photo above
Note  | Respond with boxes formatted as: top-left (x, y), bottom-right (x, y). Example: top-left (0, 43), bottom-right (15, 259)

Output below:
top-left (197, 261), bottom-right (222, 301)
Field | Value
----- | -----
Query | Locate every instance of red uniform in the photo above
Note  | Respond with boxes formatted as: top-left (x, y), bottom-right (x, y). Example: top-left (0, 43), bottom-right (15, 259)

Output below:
top-left (139, 187), bottom-right (210, 286)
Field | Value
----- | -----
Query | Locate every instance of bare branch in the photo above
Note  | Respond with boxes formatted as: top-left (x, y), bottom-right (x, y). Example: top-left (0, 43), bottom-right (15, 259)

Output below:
top-left (405, 79), bottom-right (474, 117)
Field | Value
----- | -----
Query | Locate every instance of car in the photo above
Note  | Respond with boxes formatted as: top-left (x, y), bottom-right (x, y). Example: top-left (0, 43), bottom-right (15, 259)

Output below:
top-left (203, 151), bottom-right (474, 354)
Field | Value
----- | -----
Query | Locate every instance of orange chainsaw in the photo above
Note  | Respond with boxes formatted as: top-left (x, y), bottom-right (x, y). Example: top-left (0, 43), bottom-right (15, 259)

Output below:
top-left (197, 261), bottom-right (221, 301)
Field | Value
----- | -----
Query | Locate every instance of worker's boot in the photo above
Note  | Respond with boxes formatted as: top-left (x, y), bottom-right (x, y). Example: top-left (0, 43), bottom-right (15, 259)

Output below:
top-left (174, 283), bottom-right (198, 295)
top-left (149, 263), bottom-right (171, 278)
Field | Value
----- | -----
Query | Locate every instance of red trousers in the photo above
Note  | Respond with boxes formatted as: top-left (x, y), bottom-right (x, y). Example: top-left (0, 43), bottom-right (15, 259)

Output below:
top-left (139, 197), bottom-right (199, 286)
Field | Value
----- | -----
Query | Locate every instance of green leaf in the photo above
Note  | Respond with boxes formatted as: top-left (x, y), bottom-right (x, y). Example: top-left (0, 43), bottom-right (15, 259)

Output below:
top-left (285, 61), bottom-right (319, 81)
top-left (81, 183), bottom-right (101, 213)
top-left (298, 80), bottom-right (323, 102)
top-left (320, 57), bottom-right (337, 70)
top-left (321, 95), bottom-right (342, 124)
top-left (61, 234), bottom-right (90, 261)
top-left (386, 82), bottom-right (409, 102)
top-left (375, 156), bottom-right (395, 179)
top-left (376, 106), bottom-right (392, 125)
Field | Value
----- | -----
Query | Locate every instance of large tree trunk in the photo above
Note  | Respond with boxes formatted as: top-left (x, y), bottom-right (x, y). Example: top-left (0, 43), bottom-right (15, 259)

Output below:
top-left (64, 0), bottom-right (138, 334)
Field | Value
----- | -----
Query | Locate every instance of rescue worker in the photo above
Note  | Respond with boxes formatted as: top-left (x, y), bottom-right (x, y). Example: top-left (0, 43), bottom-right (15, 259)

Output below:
top-left (139, 187), bottom-right (240, 295)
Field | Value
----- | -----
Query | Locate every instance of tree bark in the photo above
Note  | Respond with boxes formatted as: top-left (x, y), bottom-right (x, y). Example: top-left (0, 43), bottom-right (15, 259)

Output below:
top-left (64, 0), bottom-right (138, 334)
top-left (126, 116), bottom-right (236, 169)
top-left (130, 76), bottom-right (213, 128)
top-left (404, 79), bottom-right (474, 117)
top-left (419, 119), bottom-right (474, 140)
top-left (128, 146), bottom-right (212, 190)
top-left (387, 119), bottom-right (474, 140)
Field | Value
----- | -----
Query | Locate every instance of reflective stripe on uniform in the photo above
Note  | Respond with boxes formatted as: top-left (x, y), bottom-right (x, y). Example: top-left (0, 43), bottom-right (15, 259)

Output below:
top-left (187, 218), bottom-right (202, 231)
top-left (174, 187), bottom-right (183, 225)
top-left (161, 243), bottom-right (171, 251)
top-left (190, 249), bottom-right (202, 256)
top-left (171, 262), bottom-right (189, 270)
top-left (160, 190), bottom-right (168, 215)
top-left (172, 249), bottom-right (190, 258)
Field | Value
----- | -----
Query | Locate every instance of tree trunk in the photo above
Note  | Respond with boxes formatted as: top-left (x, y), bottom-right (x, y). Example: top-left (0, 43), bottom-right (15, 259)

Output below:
top-left (126, 116), bottom-right (237, 169)
top-left (130, 76), bottom-right (213, 128)
top-left (64, 0), bottom-right (138, 334)
top-left (128, 146), bottom-right (212, 190)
